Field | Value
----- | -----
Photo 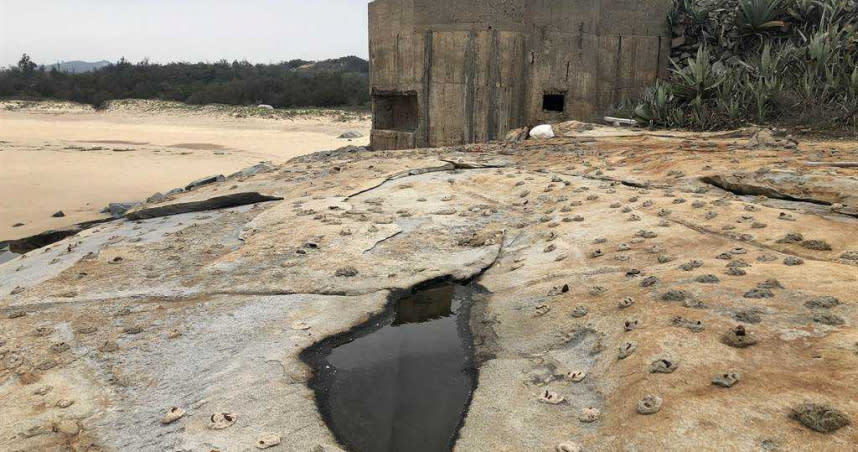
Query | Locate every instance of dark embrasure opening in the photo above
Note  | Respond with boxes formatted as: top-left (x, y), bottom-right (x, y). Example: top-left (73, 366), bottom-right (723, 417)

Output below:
top-left (542, 93), bottom-right (566, 112)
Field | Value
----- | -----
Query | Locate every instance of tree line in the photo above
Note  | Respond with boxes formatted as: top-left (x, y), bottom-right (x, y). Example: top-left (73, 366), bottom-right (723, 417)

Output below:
top-left (0, 55), bottom-right (370, 109)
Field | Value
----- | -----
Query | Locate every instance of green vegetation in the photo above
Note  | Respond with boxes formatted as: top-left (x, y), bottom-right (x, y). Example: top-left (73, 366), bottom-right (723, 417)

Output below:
top-left (0, 55), bottom-right (369, 109)
top-left (621, 0), bottom-right (858, 132)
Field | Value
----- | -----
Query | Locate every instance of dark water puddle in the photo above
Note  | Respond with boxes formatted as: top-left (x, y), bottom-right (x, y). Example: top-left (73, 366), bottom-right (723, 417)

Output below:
top-left (301, 282), bottom-right (479, 452)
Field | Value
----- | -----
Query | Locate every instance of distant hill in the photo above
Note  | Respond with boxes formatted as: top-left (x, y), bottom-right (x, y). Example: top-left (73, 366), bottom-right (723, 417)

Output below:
top-left (49, 60), bottom-right (111, 73)
top-left (40, 57), bottom-right (368, 74)
top-left (292, 56), bottom-right (368, 74)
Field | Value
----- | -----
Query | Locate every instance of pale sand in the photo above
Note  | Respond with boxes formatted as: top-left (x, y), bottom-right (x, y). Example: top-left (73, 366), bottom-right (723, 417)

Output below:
top-left (0, 104), bottom-right (370, 241)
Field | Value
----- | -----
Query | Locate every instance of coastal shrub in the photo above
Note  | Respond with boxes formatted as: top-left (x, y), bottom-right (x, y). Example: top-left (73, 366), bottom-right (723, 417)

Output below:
top-left (620, 0), bottom-right (858, 132)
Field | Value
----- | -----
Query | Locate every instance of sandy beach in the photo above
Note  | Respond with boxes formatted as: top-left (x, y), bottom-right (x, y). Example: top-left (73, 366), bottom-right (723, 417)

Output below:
top-left (0, 100), bottom-right (370, 240)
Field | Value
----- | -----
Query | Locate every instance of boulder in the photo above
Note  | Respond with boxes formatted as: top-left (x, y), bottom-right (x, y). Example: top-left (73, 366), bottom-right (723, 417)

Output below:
top-left (185, 174), bottom-right (226, 191)
top-left (338, 131), bottom-right (363, 139)
top-left (529, 124), bottom-right (555, 139)
top-left (146, 192), bottom-right (167, 204)
top-left (229, 162), bottom-right (274, 179)
top-left (104, 202), bottom-right (141, 218)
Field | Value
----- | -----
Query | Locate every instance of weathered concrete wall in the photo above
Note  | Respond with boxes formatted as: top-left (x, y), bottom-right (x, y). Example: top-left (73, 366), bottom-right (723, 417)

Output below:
top-left (369, 0), bottom-right (670, 150)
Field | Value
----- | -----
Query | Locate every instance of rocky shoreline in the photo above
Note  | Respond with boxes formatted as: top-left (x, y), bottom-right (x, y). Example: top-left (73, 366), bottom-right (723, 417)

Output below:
top-left (1, 125), bottom-right (856, 451)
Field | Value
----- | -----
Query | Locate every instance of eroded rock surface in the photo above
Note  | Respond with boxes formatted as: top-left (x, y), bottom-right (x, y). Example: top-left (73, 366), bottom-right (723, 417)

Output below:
top-left (2, 131), bottom-right (857, 451)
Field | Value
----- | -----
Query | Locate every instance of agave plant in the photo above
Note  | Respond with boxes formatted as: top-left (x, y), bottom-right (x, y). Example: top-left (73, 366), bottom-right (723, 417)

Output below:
top-left (627, 0), bottom-right (858, 132)
top-left (669, 47), bottom-right (726, 101)
top-left (802, 27), bottom-right (839, 74)
top-left (850, 65), bottom-right (858, 96)
top-left (634, 81), bottom-right (675, 124)
top-left (738, 0), bottom-right (786, 33)
top-left (788, 0), bottom-right (822, 26)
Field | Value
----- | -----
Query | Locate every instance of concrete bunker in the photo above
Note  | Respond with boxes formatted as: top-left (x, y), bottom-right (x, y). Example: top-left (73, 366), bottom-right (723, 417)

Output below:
top-left (372, 91), bottom-right (419, 131)
top-left (369, 0), bottom-right (672, 150)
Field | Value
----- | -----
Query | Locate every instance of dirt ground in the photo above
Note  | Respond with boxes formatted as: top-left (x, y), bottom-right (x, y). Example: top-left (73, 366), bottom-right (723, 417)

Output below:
top-left (0, 100), bottom-right (370, 241)
top-left (1, 118), bottom-right (857, 451)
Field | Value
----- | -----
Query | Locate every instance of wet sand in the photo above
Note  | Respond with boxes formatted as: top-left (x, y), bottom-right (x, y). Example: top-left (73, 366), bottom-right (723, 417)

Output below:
top-left (0, 103), bottom-right (370, 240)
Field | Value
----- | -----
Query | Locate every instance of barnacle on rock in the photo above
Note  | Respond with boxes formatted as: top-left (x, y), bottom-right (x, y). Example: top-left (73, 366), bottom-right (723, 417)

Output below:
top-left (637, 395), bottom-right (663, 415)
top-left (712, 372), bottom-right (741, 388)
top-left (537, 390), bottom-right (566, 405)
top-left (791, 403), bottom-right (850, 433)
top-left (722, 325), bottom-right (757, 348)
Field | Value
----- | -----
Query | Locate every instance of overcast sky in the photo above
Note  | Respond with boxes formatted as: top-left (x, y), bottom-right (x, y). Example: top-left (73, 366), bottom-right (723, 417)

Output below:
top-left (0, 0), bottom-right (371, 67)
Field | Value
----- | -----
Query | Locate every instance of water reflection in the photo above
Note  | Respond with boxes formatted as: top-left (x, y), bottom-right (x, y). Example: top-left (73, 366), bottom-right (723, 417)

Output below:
top-left (313, 283), bottom-right (476, 452)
